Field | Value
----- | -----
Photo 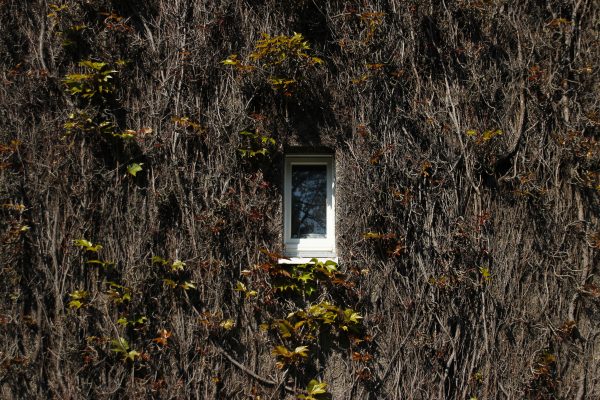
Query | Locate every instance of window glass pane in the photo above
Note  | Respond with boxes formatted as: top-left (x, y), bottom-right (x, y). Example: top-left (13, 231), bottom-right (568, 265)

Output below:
top-left (291, 164), bottom-right (327, 238)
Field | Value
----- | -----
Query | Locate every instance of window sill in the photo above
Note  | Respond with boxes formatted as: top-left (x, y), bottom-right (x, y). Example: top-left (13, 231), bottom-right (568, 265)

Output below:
top-left (277, 257), bottom-right (339, 265)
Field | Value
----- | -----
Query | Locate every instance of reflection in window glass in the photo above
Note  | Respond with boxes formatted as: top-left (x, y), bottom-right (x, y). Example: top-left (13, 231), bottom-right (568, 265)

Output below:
top-left (291, 165), bottom-right (327, 238)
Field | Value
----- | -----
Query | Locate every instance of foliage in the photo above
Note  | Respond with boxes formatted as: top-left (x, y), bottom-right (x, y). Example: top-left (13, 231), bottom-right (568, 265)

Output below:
top-left (73, 238), bottom-right (103, 252)
top-left (298, 379), bottom-right (330, 400)
top-left (152, 256), bottom-right (195, 291)
top-left (236, 256), bottom-right (369, 396)
top-left (465, 128), bottom-right (503, 145)
top-left (223, 32), bottom-right (323, 94)
top-left (68, 290), bottom-right (88, 309)
top-left (238, 130), bottom-right (276, 158)
top-left (126, 163), bottom-right (143, 177)
top-left (1, 1), bottom-right (599, 399)
top-left (63, 111), bottom-right (114, 137)
top-left (110, 337), bottom-right (140, 362)
top-left (63, 61), bottom-right (117, 100)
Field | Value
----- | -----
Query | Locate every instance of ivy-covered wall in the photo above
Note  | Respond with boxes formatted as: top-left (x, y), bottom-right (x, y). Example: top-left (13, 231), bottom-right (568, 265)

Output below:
top-left (0, 1), bottom-right (598, 398)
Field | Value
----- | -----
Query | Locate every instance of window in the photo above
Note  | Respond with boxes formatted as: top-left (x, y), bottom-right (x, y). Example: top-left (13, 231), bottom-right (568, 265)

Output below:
top-left (283, 155), bottom-right (335, 260)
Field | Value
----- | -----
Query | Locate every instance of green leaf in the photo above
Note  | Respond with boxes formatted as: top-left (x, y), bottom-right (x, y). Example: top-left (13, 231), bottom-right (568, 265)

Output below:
top-left (304, 284), bottom-right (317, 296)
top-left (74, 239), bottom-right (93, 248)
top-left (68, 300), bottom-right (83, 309)
top-left (163, 278), bottom-right (177, 288)
top-left (363, 232), bottom-right (382, 239)
top-left (272, 345), bottom-right (293, 358)
top-left (86, 259), bottom-right (113, 268)
top-left (297, 271), bottom-right (313, 283)
top-left (294, 345), bottom-right (309, 357)
top-left (113, 130), bottom-right (135, 139)
top-left (107, 281), bottom-right (125, 290)
top-left (234, 281), bottom-right (247, 292)
top-left (68, 290), bottom-right (88, 308)
top-left (344, 309), bottom-right (363, 324)
top-left (221, 55), bottom-right (239, 65)
top-left (126, 350), bottom-right (140, 361)
top-left (127, 163), bottom-right (143, 177)
top-left (69, 290), bottom-right (88, 300)
top-left (307, 379), bottom-right (328, 395)
top-left (220, 319), bottom-right (235, 330)
top-left (171, 259), bottom-right (185, 271)
top-left (151, 256), bottom-right (169, 265)
top-left (78, 60), bottom-right (107, 71)
top-left (111, 337), bottom-right (129, 353)
top-left (276, 320), bottom-right (294, 338)
top-left (479, 267), bottom-right (491, 280)
top-left (73, 238), bottom-right (102, 252)
top-left (180, 281), bottom-right (196, 291)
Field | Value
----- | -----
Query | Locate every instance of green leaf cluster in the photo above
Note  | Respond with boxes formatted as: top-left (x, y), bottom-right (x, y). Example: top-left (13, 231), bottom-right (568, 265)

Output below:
top-left (298, 379), bottom-right (330, 400)
top-left (223, 33), bottom-right (323, 94)
top-left (73, 238), bottom-right (103, 252)
top-left (63, 111), bottom-right (115, 137)
top-left (152, 256), bottom-right (195, 291)
top-left (117, 315), bottom-right (148, 328)
top-left (466, 128), bottom-right (503, 144)
top-left (249, 33), bottom-right (320, 66)
top-left (63, 61), bottom-right (117, 100)
top-left (106, 281), bottom-right (132, 304)
top-left (272, 258), bottom-right (340, 296)
top-left (68, 290), bottom-right (88, 309)
top-left (110, 337), bottom-right (140, 361)
top-left (238, 130), bottom-right (276, 158)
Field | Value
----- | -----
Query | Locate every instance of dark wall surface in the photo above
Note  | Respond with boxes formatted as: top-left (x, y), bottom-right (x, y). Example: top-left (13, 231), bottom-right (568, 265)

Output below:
top-left (0, 1), bottom-right (598, 398)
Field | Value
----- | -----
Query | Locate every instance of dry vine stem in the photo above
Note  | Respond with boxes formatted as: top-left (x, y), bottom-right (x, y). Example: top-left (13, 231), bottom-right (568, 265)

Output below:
top-left (0, 0), bottom-right (598, 399)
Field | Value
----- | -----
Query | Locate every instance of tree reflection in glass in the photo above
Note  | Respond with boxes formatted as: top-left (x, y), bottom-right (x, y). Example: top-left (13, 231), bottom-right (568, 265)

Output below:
top-left (291, 165), bottom-right (327, 238)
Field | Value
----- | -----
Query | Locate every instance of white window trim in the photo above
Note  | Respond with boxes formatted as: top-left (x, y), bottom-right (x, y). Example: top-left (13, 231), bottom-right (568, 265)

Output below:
top-left (283, 155), bottom-right (335, 259)
top-left (278, 257), bottom-right (339, 265)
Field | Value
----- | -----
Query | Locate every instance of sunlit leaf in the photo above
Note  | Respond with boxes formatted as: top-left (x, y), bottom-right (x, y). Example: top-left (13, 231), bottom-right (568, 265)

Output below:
top-left (152, 256), bottom-right (169, 265)
top-left (68, 300), bottom-right (83, 309)
top-left (479, 267), bottom-right (491, 280)
top-left (127, 163), bottom-right (143, 177)
top-left (294, 345), bottom-right (309, 357)
top-left (171, 259), bottom-right (185, 271)
top-left (220, 319), bottom-right (235, 330)
top-left (163, 279), bottom-right (177, 288)
top-left (180, 281), bottom-right (196, 291)
top-left (346, 310), bottom-right (363, 324)
top-left (69, 290), bottom-right (87, 300)
top-left (126, 350), bottom-right (140, 361)
top-left (73, 238), bottom-right (102, 252)
top-left (271, 345), bottom-right (293, 358)
top-left (111, 337), bottom-right (129, 353)
top-left (277, 320), bottom-right (294, 338)
top-left (306, 379), bottom-right (328, 395)
top-left (221, 55), bottom-right (239, 65)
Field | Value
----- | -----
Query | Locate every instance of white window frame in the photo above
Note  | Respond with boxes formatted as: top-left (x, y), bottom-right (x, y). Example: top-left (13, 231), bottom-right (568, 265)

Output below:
top-left (282, 154), bottom-right (336, 262)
